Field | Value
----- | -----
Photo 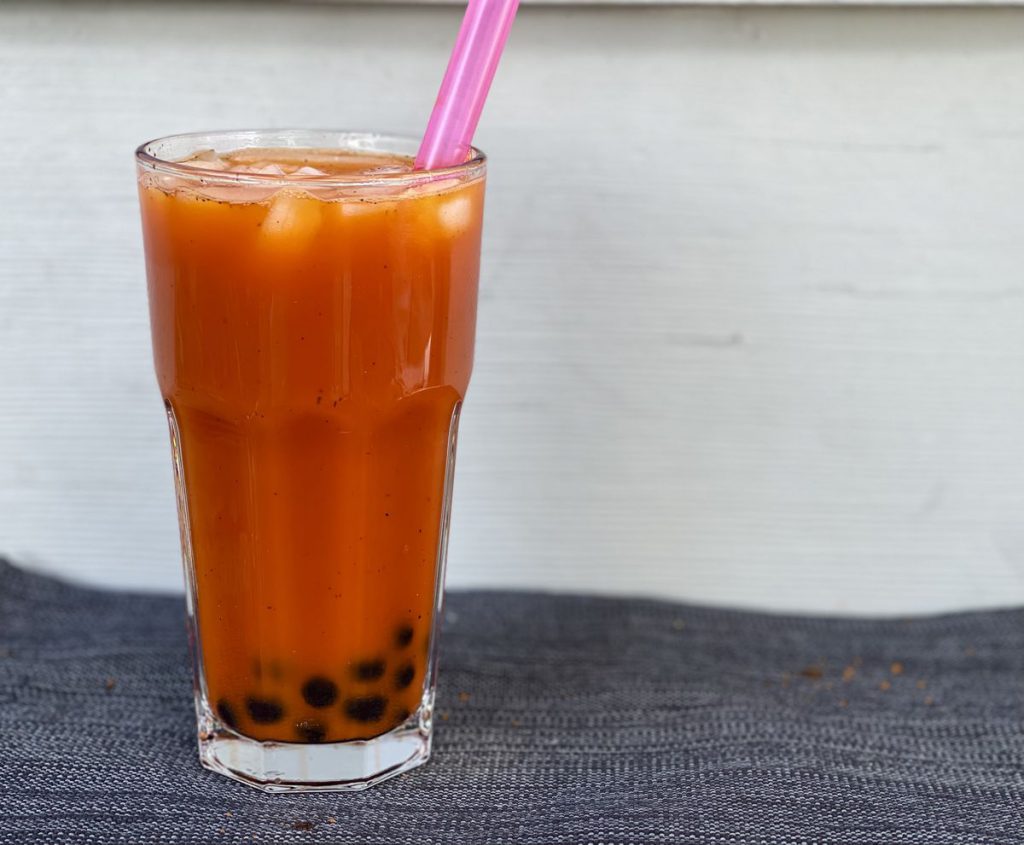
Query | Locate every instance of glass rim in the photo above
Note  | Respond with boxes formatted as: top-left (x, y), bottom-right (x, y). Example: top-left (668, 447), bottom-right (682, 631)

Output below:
top-left (135, 129), bottom-right (486, 189)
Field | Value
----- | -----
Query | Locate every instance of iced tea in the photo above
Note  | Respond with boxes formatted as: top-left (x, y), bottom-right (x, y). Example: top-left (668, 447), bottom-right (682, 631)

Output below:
top-left (137, 132), bottom-right (484, 786)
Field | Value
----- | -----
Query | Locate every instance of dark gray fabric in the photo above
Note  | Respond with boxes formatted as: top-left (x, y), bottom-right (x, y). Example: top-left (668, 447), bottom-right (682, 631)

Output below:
top-left (1, 558), bottom-right (1022, 845)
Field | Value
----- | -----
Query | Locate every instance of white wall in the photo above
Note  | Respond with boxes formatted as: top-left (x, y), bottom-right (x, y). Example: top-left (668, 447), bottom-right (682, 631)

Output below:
top-left (3, 1), bottom-right (1024, 614)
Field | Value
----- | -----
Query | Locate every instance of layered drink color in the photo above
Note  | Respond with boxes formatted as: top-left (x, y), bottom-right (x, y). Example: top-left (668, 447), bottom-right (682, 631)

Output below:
top-left (136, 131), bottom-right (485, 791)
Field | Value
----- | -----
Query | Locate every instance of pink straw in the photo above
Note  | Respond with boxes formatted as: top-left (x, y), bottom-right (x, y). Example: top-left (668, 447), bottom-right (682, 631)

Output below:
top-left (415, 0), bottom-right (520, 171)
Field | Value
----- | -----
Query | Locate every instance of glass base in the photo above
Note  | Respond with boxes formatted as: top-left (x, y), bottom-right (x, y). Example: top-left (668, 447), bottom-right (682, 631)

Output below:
top-left (198, 708), bottom-right (432, 793)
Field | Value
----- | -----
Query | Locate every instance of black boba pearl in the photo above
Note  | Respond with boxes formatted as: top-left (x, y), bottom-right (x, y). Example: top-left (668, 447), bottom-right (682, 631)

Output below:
top-left (295, 719), bottom-right (327, 743)
top-left (246, 696), bottom-right (284, 724)
top-left (345, 695), bottom-right (387, 723)
top-left (352, 659), bottom-right (385, 682)
top-left (301, 676), bottom-right (339, 708)
top-left (394, 707), bottom-right (411, 724)
top-left (394, 663), bottom-right (415, 691)
top-left (395, 625), bottom-right (414, 648)
top-left (216, 698), bottom-right (238, 729)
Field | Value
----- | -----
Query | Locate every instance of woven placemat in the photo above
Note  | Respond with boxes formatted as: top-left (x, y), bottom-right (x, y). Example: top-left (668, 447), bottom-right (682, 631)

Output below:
top-left (1, 558), bottom-right (1022, 844)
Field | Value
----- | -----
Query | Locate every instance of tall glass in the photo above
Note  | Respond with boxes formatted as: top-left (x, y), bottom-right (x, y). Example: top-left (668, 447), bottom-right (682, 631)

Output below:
top-left (135, 131), bottom-right (485, 792)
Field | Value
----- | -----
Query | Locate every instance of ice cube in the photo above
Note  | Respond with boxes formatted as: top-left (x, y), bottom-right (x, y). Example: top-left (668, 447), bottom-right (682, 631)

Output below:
top-left (436, 193), bottom-right (473, 236)
top-left (155, 172), bottom-right (182, 192)
top-left (338, 199), bottom-right (375, 217)
top-left (335, 197), bottom-right (397, 219)
top-left (261, 190), bottom-right (323, 247)
top-left (182, 150), bottom-right (230, 171)
top-left (218, 161), bottom-right (286, 176)
top-left (192, 183), bottom-right (278, 204)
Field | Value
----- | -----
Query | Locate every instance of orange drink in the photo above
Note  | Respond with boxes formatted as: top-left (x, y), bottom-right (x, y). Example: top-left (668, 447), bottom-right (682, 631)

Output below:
top-left (136, 131), bottom-right (485, 791)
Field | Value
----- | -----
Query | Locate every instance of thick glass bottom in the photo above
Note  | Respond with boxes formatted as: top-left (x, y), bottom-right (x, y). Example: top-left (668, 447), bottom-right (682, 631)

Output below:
top-left (197, 701), bottom-right (433, 793)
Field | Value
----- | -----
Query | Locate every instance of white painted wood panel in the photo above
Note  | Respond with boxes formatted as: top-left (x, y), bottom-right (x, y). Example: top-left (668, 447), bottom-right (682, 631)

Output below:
top-left (2, 1), bottom-right (1024, 614)
top-left (319, 0), bottom-right (1024, 6)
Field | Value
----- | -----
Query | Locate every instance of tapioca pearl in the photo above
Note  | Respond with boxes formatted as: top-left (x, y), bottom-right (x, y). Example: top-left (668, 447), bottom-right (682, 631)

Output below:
top-left (301, 676), bottom-right (338, 708)
top-left (393, 707), bottom-right (411, 725)
top-left (394, 663), bottom-right (416, 691)
top-left (246, 696), bottom-right (284, 724)
top-left (295, 719), bottom-right (327, 743)
top-left (395, 625), bottom-right (414, 649)
top-left (216, 698), bottom-right (239, 730)
top-left (352, 659), bottom-right (386, 682)
top-left (345, 695), bottom-right (387, 723)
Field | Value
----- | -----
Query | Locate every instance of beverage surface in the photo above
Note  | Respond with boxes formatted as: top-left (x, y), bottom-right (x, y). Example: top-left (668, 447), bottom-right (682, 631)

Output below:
top-left (139, 147), bottom-right (484, 743)
top-left (179, 147), bottom-right (417, 178)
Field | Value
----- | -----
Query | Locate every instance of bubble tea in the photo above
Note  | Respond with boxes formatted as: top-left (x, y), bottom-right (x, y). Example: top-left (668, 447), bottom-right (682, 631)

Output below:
top-left (136, 131), bottom-right (484, 791)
